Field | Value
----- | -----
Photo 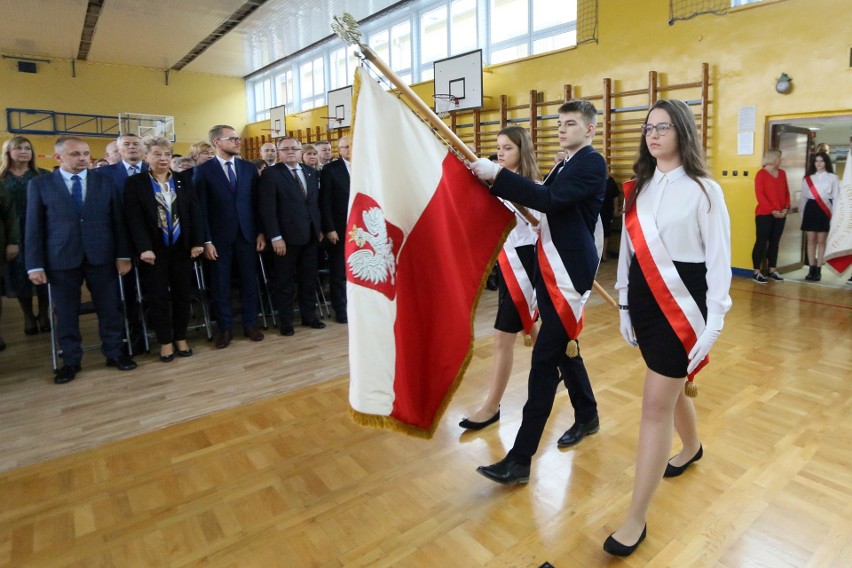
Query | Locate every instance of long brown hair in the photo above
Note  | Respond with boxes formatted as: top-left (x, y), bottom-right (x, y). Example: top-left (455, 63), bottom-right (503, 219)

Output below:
top-left (625, 99), bottom-right (710, 212)
top-left (806, 151), bottom-right (833, 176)
top-left (497, 126), bottom-right (540, 182)
top-left (0, 136), bottom-right (39, 179)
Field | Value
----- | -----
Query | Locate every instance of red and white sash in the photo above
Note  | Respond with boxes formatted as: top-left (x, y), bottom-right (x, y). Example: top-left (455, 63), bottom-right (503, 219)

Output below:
top-left (804, 176), bottom-right (832, 219)
top-left (623, 179), bottom-right (708, 379)
top-left (497, 245), bottom-right (537, 335)
top-left (536, 214), bottom-right (603, 339)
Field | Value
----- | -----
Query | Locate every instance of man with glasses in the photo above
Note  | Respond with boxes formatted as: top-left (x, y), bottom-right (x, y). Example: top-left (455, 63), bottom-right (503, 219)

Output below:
top-left (319, 136), bottom-right (352, 323)
top-left (193, 124), bottom-right (266, 348)
top-left (259, 137), bottom-right (326, 336)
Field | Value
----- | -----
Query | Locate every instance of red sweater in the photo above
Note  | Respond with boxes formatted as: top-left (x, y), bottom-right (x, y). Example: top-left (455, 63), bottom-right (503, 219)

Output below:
top-left (754, 168), bottom-right (790, 215)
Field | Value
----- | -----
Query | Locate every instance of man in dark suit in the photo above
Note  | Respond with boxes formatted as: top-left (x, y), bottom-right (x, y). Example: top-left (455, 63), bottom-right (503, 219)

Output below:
top-left (97, 133), bottom-right (149, 191)
top-left (97, 132), bottom-right (149, 351)
top-left (259, 136), bottom-right (326, 336)
top-left (471, 100), bottom-right (607, 484)
top-left (193, 125), bottom-right (266, 348)
top-left (26, 136), bottom-right (137, 384)
top-left (319, 135), bottom-right (351, 323)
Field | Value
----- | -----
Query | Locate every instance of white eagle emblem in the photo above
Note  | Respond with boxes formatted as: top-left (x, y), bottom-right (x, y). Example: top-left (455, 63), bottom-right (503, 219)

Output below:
top-left (347, 207), bottom-right (397, 285)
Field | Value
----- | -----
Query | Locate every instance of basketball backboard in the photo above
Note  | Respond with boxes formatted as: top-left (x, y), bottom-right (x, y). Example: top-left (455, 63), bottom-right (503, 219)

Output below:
top-left (326, 86), bottom-right (353, 129)
top-left (433, 50), bottom-right (483, 113)
top-left (118, 113), bottom-right (175, 142)
top-left (269, 104), bottom-right (287, 138)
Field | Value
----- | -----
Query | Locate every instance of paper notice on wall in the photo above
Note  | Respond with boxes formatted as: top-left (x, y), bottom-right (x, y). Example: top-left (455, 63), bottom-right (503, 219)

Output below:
top-left (737, 131), bottom-right (754, 155)
top-left (738, 106), bottom-right (756, 131)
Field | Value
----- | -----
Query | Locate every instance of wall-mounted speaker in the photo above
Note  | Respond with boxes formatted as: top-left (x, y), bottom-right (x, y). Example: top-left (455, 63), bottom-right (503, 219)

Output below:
top-left (18, 61), bottom-right (37, 73)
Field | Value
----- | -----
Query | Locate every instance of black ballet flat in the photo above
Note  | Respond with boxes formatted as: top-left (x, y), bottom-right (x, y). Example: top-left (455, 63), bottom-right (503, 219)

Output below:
top-left (459, 409), bottom-right (500, 430)
top-left (664, 444), bottom-right (703, 478)
top-left (176, 348), bottom-right (193, 357)
top-left (603, 525), bottom-right (646, 557)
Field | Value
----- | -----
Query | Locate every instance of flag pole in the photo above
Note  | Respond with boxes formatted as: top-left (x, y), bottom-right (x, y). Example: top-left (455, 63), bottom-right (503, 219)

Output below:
top-left (331, 13), bottom-right (616, 310)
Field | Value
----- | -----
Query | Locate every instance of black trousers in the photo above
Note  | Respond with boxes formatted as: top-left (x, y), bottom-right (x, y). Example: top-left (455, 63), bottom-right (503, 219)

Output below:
top-left (751, 215), bottom-right (786, 270)
top-left (272, 237), bottom-right (320, 327)
top-left (507, 280), bottom-right (598, 465)
top-left (326, 238), bottom-right (347, 317)
top-left (138, 248), bottom-right (193, 345)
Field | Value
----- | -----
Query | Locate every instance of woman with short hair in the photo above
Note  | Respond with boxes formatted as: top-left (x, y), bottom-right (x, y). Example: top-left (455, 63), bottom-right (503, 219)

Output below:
top-left (750, 149), bottom-right (789, 283)
top-left (125, 137), bottom-right (205, 362)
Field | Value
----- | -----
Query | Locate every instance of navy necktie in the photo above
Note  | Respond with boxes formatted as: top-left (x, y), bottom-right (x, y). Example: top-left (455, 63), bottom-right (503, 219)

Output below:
top-left (70, 175), bottom-right (84, 211)
top-left (226, 161), bottom-right (237, 193)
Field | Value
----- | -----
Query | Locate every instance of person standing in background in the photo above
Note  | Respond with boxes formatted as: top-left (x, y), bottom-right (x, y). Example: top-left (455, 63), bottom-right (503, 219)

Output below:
top-left (751, 149), bottom-right (789, 283)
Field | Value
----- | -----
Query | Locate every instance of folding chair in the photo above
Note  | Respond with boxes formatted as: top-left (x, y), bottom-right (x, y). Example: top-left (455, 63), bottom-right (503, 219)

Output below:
top-left (257, 252), bottom-right (277, 328)
top-left (187, 259), bottom-right (214, 341)
top-left (47, 274), bottom-right (132, 372)
top-left (315, 268), bottom-right (332, 320)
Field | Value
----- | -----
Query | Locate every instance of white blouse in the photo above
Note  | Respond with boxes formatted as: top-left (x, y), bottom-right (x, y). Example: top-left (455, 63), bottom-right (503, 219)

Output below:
top-left (616, 167), bottom-right (732, 326)
top-left (505, 208), bottom-right (540, 249)
top-left (799, 171), bottom-right (838, 212)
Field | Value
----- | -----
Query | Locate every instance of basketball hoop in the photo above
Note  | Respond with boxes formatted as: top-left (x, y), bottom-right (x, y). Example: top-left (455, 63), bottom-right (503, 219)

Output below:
top-left (433, 94), bottom-right (459, 118)
top-left (320, 116), bottom-right (345, 128)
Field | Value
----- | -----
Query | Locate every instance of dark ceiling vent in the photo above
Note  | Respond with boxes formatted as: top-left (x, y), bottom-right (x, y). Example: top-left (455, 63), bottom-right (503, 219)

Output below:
top-left (77, 0), bottom-right (105, 61)
top-left (172, 0), bottom-right (269, 71)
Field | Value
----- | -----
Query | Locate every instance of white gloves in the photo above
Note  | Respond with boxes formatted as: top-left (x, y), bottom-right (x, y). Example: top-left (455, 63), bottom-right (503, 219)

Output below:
top-left (687, 326), bottom-right (721, 374)
top-left (619, 310), bottom-right (638, 347)
top-left (470, 158), bottom-right (501, 182)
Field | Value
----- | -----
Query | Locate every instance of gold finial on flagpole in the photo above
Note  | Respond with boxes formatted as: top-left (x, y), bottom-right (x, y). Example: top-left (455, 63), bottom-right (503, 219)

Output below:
top-left (331, 13), bottom-right (362, 46)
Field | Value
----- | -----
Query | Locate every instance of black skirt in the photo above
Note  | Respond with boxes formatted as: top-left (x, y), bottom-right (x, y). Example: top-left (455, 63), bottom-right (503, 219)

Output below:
top-left (800, 199), bottom-right (831, 232)
top-left (628, 256), bottom-right (707, 378)
top-left (494, 245), bottom-right (537, 334)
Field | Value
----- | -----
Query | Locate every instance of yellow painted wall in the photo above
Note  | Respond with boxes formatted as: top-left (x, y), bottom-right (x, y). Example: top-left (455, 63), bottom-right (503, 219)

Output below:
top-left (1, 56), bottom-right (246, 166)
top-left (250, 0), bottom-right (850, 269)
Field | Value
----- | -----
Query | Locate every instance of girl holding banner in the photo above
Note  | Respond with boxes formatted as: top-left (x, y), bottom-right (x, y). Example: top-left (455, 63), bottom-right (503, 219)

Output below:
top-left (460, 126), bottom-right (540, 430)
top-left (605, 100), bottom-right (732, 556)
top-left (800, 151), bottom-right (838, 282)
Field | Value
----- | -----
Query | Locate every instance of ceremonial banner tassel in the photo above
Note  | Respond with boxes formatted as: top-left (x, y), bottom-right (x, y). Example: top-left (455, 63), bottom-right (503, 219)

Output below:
top-left (345, 67), bottom-right (514, 436)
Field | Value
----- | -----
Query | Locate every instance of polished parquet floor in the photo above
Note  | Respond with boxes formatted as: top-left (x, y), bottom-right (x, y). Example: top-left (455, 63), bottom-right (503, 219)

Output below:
top-left (0, 262), bottom-right (850, 567)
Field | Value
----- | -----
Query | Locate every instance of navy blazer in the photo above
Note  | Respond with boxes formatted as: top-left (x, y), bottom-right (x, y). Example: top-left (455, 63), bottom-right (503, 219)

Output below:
top-left (25, 169), bottom-right (129, 272)
top-left (319, 158), bottom-right (350, 234)
top-left (98, 161), bottom-right (149, 196)
top-left (124, 170), bottom-right (204, 255)
top-left (192, 157), bottom-right (260, 246)
top-left (490, 145), bottom-right (607, 292)
top-left (258, 163), bottom-right (322, 247)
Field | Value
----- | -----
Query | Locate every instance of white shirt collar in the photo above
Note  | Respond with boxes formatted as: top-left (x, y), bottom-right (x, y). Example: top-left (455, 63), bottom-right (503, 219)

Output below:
top-left (60, 168), bottom-right (87, 182)
top-left (653, 166), bottom-right (686, 184)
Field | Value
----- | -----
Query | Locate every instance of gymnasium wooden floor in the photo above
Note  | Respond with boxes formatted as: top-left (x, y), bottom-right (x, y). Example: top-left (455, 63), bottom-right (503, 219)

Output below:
top-left (0, 262), bottom-right (850, 567)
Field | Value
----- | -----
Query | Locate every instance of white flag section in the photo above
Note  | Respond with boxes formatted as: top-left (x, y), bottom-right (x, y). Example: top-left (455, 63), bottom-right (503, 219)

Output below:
top-left (825, 149), bottom-right (852, 274)
top-left (346, 67), bottom-right (513, 436)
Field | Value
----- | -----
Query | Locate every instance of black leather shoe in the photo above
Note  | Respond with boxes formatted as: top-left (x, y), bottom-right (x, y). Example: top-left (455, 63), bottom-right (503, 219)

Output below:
top-left (476, 457), bottom-right (530, 485)
top-left (176, 348), bottom-right (193, 358)
top-left (664, 444), bottom-right (703, 478)
top-left (160, 353), bottom-right (175, 363)
top-left (302, 320), bottom-right (327, 329)
top-left (459, 409), bottom-right (500, 430)
top-left (54, 365), bottom-right (81, 384)
top-left (603, 525), bottom-right (646, 557)
top-left (336, 315), bottom-right (348, 324)
top-left (106, 356), bottom-right (137, 371)
top-left (280, 325), bottom-right (295, 336)
top-left (557, 416), bottom-right (600, 447)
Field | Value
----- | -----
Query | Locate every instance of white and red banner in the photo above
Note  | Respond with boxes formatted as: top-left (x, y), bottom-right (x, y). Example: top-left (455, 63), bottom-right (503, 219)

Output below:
top-left (496, 247), bottom-right (537, 335)
top-left (346, 67), bottom-right (514, 436)
top-left (825, 149), bottom-right (852, 274)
